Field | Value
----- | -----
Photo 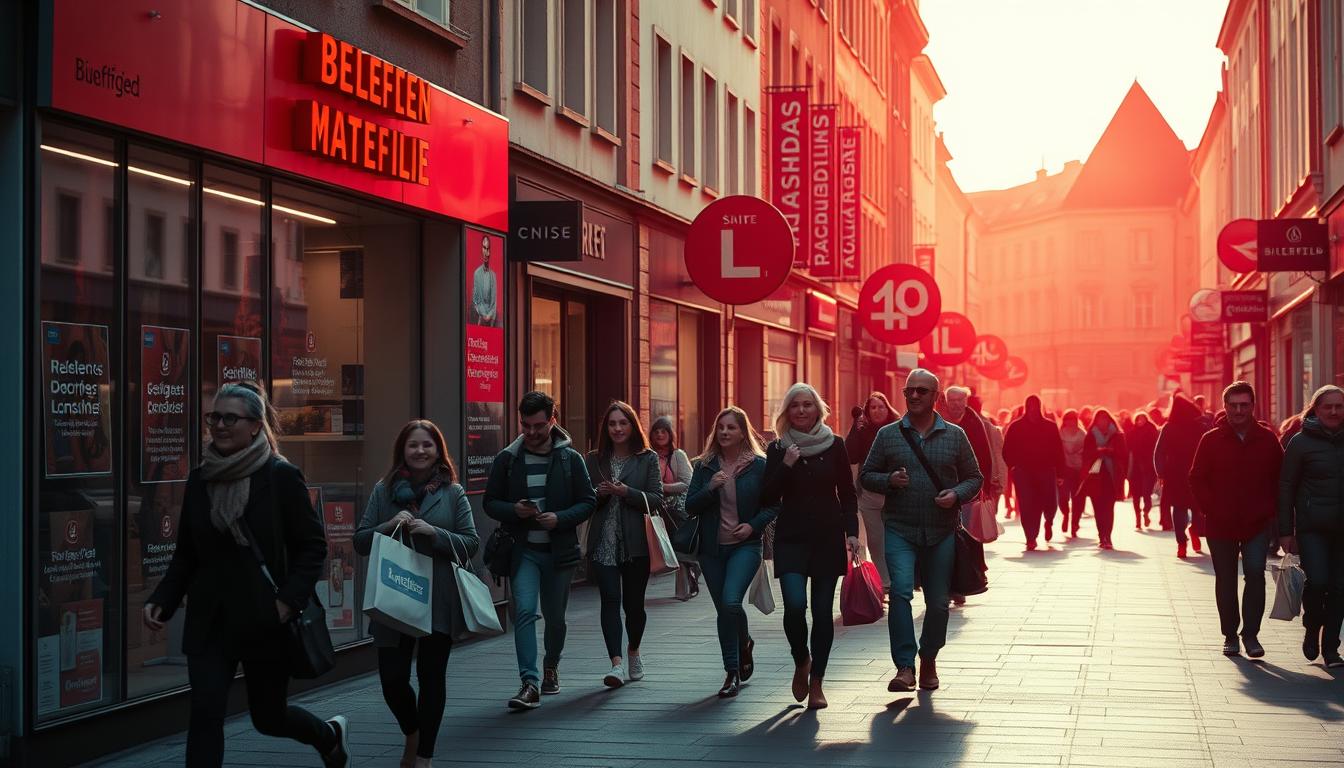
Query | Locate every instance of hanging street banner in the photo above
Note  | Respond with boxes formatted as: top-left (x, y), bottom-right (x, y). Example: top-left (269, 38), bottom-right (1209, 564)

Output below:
top-left (858, 264), bottom-right (941, 345)
top-left (684, 195), bottom-right (795, 305)
top-left (837, 126), bottom-right (861, 282)
top-left (914, 246), bottom-right (935, 277)
top-left (808, 103), bottom-right (837, 279)
top-left (1258, 218), bottom-right (1328, 272)
top-left (769, 88), bottom-right (810, 270)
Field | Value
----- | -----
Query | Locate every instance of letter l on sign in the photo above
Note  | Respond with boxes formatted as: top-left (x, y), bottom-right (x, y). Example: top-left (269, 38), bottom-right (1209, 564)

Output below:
top-left (721, 229), bottom-right (760, 279)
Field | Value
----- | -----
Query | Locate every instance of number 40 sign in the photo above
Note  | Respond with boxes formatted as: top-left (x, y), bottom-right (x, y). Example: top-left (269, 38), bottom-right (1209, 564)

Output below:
top-left (858, 264), bottom-right (942, 345)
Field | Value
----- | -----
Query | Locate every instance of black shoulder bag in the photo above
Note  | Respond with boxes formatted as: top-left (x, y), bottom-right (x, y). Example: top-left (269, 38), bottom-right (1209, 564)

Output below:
top-left (898, 426), bottom-right (988, 596)
top-left (241, 464), bottom-right (335, 679)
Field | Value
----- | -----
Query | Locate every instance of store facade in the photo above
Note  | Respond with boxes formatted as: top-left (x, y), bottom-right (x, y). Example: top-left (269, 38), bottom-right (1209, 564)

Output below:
top-left (6, 0), bottom-right (507, 761)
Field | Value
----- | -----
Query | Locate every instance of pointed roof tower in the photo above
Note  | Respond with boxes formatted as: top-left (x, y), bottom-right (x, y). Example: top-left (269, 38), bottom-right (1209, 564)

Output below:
top-left (1063, 82), bottom-right (1191, 209)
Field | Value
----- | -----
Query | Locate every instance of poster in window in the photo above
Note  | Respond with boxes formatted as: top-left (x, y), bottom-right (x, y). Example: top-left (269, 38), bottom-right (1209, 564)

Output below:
top-left (37, 598), bottom-right (104, 714)
top-left (318, 493), bottom-right (356, 631)
top-left (42, 321), bottom-right (113, 478)
top-left (141, 326), bottom-right (190, 484)
top-left (217, 335), bottom-right (263, 385)
top-left (36, 497), bottom-right (107, 715)
top-left (465, 228), bottom-right (506, 493)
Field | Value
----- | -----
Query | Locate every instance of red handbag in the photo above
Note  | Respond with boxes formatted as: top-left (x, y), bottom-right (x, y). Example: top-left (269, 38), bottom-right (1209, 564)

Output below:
top-left (840, 558), bottom-right (885, 626)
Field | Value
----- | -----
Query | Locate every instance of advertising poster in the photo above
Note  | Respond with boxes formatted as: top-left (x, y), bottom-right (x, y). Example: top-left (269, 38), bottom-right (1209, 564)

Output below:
top-left (315, 490), bottom-right (356, 630)
top-left (217, 335), bottom-right (263, 385)
top-left (769, 87), bottom-right (811, 269)
top-left (37, 598), bottom-right (105, 714)
top-left (37, 496), bottom-right (107, 716)
top-left (465, 228), bottom-right (507, 493)
top-left (42, 321), bottom-right (113, 478)
top-left (141, 326), bottom-right (190, 484)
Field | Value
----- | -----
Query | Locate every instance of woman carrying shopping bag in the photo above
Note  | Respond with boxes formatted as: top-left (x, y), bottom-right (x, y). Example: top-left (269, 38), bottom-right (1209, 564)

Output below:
top-left (651, 416), bottom-right (699, 600)
top-left (761, 383), bottom-right (859, 709)
top-left (1278, 385), bottom-right (1344, 668)
top-left (143, 383), bottom-right (349, 768)
top-left (584, 401), bottom-right (665, 688)
top-left (355, 420), bottom-right (479, 768)
top-left (686, 406), bottom-right (778, 698)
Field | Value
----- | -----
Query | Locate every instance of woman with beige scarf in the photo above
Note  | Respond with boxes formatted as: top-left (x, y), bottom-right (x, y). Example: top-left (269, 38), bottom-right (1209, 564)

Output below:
top-left (144, 383), bottom-right (348, 767)
top-left (761, 383), bottom-right (860, 709)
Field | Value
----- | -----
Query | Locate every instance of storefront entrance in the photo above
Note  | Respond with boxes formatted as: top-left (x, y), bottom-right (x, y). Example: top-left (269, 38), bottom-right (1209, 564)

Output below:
top-left (529, 286), bottom-right (628, 453)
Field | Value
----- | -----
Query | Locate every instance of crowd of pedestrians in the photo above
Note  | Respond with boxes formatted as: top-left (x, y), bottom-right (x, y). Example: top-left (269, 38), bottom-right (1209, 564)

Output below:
top-left (141, 374), bottom-right (1344, 766)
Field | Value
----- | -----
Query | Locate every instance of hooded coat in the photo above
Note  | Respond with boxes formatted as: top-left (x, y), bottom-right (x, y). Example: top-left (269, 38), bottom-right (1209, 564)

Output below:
top-left (1189, 416), bottom-right (1283, 540)
top-left (1002, 396), bottom-right (1066, 474)
top-left (1126, 419), bottom-right (1160, 493)
top-left (1154, 396), bottom-right (1205, 509)
top-left (1278, 415), bottom-right (1344, 536)
top-left (483, 425), bottom-right (597, 569)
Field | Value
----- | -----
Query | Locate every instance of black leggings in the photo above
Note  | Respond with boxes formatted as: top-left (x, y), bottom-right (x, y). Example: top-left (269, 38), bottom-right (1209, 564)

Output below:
top-left (592, 557), bottom-right (651, 659)
top-left (780, 572), bottom-right (839, 677)
top-left (378, 632), bottom-right (453, 758)
top-left (186, 649), bottom-right (335, 767)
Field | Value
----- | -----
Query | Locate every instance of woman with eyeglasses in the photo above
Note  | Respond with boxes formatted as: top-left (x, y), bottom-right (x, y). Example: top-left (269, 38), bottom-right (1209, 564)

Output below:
top-left (355, 420), bottom-right (479, 767)
top-left (144, 383), bottom-right (349, 768)
top-left (762, 384), bottom-right (859, 709)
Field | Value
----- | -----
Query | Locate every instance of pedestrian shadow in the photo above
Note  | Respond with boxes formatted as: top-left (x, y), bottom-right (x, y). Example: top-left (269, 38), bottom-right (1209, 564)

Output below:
top-left (852, 692), bottom-right (972, 763)
top-left (1230, 656), bottom-right (1344, 719)
top-left (1095, 548), bottom-right (1145, 560)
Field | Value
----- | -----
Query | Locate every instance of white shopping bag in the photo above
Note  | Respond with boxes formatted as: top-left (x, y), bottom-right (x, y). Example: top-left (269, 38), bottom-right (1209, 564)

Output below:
top-left (646, 513), bottom-right (681, 575)
top-left (747, 559), bottom-right (775, 615)
top-left (363, 526), bottom-right (433, 637)
top-left (444, 535), bottom-right (503, 637)
top-left (1269, 554), bottom-right (1305, 622)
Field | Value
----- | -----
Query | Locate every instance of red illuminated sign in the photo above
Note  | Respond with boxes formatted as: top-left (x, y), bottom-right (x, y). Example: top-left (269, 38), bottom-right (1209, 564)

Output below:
top-left (301, 32), bottom-right (431, 123)
top-left (684, 195), bottom-right (795, 305)
top-left (858, 264), bottom-right (941, 345)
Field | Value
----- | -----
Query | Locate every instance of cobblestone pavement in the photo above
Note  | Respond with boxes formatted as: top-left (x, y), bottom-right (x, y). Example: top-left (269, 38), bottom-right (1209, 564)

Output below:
top-left (93, 509), bottom-right (1344, 767)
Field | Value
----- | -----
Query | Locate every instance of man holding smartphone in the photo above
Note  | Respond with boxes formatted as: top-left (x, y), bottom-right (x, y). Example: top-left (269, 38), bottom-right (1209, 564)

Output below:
top-left (484, 391), bottom-right (596, 710)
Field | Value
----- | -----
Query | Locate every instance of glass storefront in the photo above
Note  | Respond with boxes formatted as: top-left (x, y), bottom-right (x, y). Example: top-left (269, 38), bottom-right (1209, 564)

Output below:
top-left (33, 121), bottom-right (438, 724)
top-left (649, 299), bottom-right (713, 450)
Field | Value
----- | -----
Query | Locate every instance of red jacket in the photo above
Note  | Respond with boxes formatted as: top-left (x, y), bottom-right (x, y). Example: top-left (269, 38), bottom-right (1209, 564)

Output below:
top-left (1188, 416), bottom-right (1283, 540)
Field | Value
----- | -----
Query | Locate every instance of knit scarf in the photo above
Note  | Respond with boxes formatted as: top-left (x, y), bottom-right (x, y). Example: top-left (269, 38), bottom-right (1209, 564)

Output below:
top-left (783, 419), bottom-right (836, 458)
top-left (391, 467), bottom-right (445, 514)
top-left (1091, 423), bottom-right (1116, 480)
top-left (201, 432), bottom-right (273, 545)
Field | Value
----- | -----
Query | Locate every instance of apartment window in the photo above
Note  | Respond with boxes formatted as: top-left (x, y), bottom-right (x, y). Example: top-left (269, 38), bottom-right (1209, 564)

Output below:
top-left (726, 91), bottom-right (740, 194)
top-left (770, 21), bottom-right (782, 85)
top-left (791, 43), bottom-right (800, 85)
top-left (1133, 289), bottom-right (1155, 328)
top-left (1079, 230), bottom-right (1102, 268)
top-left (144, 211), bottom-right (165, 279)
top-left (654, 33), bottom-right (673, 166)
top-left (396, 0), bottom-right (447, 25)
top-left (1132, 229), bottom-right (1153, 265)
top-left (520, 0), bottom-right (550, 95)
top-left (1326, 0), bottom-right (1344, 135)
top-left (221, 228), bottom-right (240, 289)
top-left (724, 0), bottom-right (739, 26)
top-left (594, 0), bottom-right (617, 134)
top-left (703, 71), bottom-right (720, 192)
top-left (561, 0), bottom-right (587, 116)
top-left (744, 105), bottom-right (758, 194)
top-left (1079, 295), bottom-right (1099, 327)
top-left (56, 191), bottom-right (80, 264)
top-left (681, 52), bottom-right (697, 180)
top-left (743, 0), bottom-right (757, 41)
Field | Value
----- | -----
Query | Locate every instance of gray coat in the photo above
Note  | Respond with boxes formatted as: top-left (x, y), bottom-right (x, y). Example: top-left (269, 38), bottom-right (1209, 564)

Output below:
top-left (354, 480), bottom-right (480, 645)
top-left (584, 449), bottom-right (664, 560)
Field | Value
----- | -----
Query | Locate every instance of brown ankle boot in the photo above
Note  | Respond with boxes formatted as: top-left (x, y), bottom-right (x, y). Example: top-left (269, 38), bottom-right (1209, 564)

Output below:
top-left (791, 657), bottom-right (811, 702)
top-left (807, 676), bottom-right (828, 709)
top-left (919, 657), bottom-right (940, 690)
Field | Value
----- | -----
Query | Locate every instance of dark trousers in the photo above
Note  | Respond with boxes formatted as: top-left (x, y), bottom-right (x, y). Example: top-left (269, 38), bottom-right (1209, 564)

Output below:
top-left (1207, 534), bottom-right (1269, 640)
top-left (1089, 487), bottom-right (1117, 545)
top-left (378, 632), bottom-right (453, 758)
top-left (1013, 468), bottom-right (1057, 544)
top-left (779, 572), bottom-right (839, 678)
top-left (700, 542), bottom-right (761, 671)
top-left (1059, 468), bottom-right (1083, 523)
top-left (186, 649), bottom-right (334, 767)
top-left (1298, 531), bottom-right (1344, 656)
top-left (592, 557), bottom-right (652, 659)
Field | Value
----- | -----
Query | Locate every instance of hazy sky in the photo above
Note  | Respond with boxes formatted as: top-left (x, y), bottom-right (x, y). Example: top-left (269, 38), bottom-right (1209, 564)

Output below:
top-left (922, 0), bottom-right (1230, 193)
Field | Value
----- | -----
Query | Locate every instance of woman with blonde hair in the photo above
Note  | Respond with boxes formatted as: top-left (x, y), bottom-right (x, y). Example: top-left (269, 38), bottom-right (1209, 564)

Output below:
top-left (761, 384), bottom-right (859, 708)
top-left (685, 406), bottom-right (778, 698)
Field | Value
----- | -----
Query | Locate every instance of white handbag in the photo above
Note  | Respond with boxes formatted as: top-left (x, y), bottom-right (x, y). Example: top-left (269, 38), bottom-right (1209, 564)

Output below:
top-left (447, 537), bottom-right (504, 636)
top-left (363, 524), bottom-right (433, 638)
top-left (747, 559), bottom-right (775, 615)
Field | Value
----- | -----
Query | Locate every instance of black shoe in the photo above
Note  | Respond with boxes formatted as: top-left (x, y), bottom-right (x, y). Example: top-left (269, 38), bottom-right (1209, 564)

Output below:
top-left (1222, 637), bottom-right (1240, 656)
top-left (1242, 635), bottom-right (1265, 658)
top-left (321, 715), bottom-right (350, 768)
top-left (739, 638), bottom-right (755, 681)
top-left (1304, 627), bottom-right (1321, 661)
top-left (718, 671), bottom-right (741, 698)
top-left (508, 683), bottom-right (541, 710)
top-left (1325, 654), bottom-right (1344, 669)
top-left (541, 667), bottom-right (561, 695)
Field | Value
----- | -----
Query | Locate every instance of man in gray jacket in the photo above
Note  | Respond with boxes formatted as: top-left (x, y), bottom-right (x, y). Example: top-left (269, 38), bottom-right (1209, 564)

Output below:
top-left (861, 369), bottom-right (982, 693)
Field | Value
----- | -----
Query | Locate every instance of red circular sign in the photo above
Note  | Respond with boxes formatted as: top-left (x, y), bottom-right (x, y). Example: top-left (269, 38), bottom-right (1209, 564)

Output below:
top-left (858, 264), bottom-right (942, 345)
top-left (969, 334), bottom-right (1009, 376)
top-left (684, 196), bottom-right (795, 305)
top-left (1189, 289), bottom-right (1221, 323)
top-left (1000, 356), bottom-right (1029, 389)
top-left (919, 312), bottom-right (977, 367)
top-left (1217, 218), bottom-right (1258, 273)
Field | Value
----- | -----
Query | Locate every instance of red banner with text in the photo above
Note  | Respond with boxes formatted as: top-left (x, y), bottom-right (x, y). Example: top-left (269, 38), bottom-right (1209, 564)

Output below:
top-left (769, 88), bottom-right (810, 270)
top-left (837, 126), bottom-right (861, 282)
top-left (809, 104), bottom-right (837, 278)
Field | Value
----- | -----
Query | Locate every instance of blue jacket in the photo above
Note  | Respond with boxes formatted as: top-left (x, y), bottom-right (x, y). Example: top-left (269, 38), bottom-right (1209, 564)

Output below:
top-left (685, 454), bottom-right (778, 558)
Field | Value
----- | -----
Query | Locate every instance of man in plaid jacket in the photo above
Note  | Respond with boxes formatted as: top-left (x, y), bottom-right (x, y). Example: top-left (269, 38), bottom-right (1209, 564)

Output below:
top-left (861, 369), bottom-right (982, 693)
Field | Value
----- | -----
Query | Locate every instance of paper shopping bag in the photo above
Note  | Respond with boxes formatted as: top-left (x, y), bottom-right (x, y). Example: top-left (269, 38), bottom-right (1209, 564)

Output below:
top-left (1269, 554), bottom-right (1305, 621)
top-left (646, 514), bottom-right (681, 576)
top-left (363, 529), bottom-right (433, 637)
top-left (747, 559), bottom-right (775, 615)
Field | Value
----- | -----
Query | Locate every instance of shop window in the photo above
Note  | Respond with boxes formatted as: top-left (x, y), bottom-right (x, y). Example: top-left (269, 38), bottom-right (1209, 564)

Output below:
top-left (202, 165), bottom-right (264, 411)
top-left (703, 71), bottom-right (720, 192)
top-left (36, 125), bottom-right (121, 723)
top-left (520, 0), bottom-right (550, 96)
top-left (142, 211), bottom-right (165, 279)
top-left (649, 301), bottom-right (678, 431)
top-left (681, 52), bottom-right (697, 180)
top-left (220, 228), bottom-right (240, 290)
top-left (103, 200), bottom-right (116, 271)
top-left (594, 0), bottom-right (618, 134)
top-left (270, 184), bottom-right (421, 649)
top-left (561, 0), bottom-right (587, 117)
top-left (654, 32), bottom-right (674, 166)
top-left (765, 328), bottom-right (798, 432)
top-left (807, 337), bottom-right (832, 414)
top-left (532, 295), bottom-right (562, 399)
top-left (677, 308), bottom-right (704, 450)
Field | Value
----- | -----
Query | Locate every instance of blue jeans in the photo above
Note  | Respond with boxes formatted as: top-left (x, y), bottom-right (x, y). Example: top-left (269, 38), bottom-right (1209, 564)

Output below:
top-left (885, 527), bottom-right (955, 667)
top-left (779, 572), bottom-right (839, 677)
top-left (510, 546), bottom-right (576, 685)
top-left (1207, 533), bottom-right (1270, 639)
top-left (699, 542), bottom-right (761, 672)
top-left (1298, 531), bottom-right (1344, 656)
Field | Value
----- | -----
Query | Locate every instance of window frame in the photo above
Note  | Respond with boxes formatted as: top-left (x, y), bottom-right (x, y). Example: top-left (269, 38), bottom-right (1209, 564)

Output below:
top-left (702, 67), bottom-right (721, 195)
top-left (516, 0), bottom-right (553, 105)
top-left (679, 49), bottom-right (699, 187)
top-left (652, 29), bottom-right (675, 173)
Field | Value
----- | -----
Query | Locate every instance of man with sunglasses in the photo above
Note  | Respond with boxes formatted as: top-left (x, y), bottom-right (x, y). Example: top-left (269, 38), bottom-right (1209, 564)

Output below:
top-left (860, 369), bottom-right (982, 693)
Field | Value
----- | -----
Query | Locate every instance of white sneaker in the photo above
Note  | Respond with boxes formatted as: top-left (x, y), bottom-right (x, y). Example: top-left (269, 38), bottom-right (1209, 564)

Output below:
top-left (628, 654), bottom-right (644, 681)
top-left (603, 663), bottom-right (625, 688)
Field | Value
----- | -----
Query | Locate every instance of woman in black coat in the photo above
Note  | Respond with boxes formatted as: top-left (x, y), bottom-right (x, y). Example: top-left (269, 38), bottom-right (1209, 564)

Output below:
top-left (144, 383), bottom-right (348, 768)
top-left (761, 383), bottom-right (859, 710)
